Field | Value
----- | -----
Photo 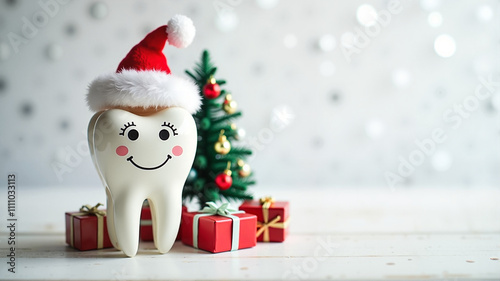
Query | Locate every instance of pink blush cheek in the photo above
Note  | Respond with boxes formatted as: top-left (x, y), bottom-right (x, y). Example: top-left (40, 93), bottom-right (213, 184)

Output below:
top-left (116, 146), bottom-right (128, 156)
top-left (172, 146), bottom-right (183, 156)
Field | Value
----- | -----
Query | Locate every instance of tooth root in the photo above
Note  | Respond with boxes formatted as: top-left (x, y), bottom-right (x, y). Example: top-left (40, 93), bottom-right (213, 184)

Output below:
top-left (105, 188), bottom-right (120, 250)
top-left (111, 190), bottom-right (144, 257)
top-left (149, 190), bottom-right (182, 254)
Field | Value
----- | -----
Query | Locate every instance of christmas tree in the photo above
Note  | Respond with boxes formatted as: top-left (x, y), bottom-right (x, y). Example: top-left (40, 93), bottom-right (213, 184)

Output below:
top-left (183, 50), bottom-right (255, 208)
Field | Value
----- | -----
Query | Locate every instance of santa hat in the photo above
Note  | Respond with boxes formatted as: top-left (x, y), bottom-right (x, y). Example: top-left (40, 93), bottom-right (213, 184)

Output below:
top-left (87, 15), bottom-right (200, 114)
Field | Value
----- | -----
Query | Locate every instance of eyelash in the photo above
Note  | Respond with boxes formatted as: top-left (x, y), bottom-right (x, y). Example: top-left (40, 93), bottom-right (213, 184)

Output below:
top-left (162, 122), bottom-right (178, 136)
top-left (119, 122), bottom-right (136, 136)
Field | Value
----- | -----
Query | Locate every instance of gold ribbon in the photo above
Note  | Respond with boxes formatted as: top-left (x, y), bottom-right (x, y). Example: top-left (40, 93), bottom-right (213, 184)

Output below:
top-left (70, 203), bottom-right (106, 249)
top-left (256, 197), bottom-right (289, 242)
top-left (259, 196), bottom-right (273, 206)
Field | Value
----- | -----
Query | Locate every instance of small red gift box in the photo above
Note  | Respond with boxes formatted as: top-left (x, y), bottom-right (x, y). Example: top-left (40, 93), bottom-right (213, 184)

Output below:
top-left (65, 204), bottom-right (114, 251)
top-left (181, 203), bottom-right (257, 253)
top-left (239, 197), bottom-right (290, 242)
top-left (140, 205), bottom-right (187, 241)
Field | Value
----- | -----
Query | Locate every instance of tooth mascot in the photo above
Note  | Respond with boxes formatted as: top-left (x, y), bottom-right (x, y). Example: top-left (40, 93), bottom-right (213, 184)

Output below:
top-left (86, 15), bottom-right (199, 257)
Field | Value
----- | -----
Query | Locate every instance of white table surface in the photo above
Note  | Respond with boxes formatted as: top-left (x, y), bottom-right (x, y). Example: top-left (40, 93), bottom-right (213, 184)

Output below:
top-left (1, 186), bottom-right (499, 280)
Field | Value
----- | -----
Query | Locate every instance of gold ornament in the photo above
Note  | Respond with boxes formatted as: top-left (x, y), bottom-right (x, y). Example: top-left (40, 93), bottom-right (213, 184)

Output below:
top-left (238, 163), bottom-right (251, 178)
top-left (207, 76), bottom-right (217, 84)
top-left (236, 159), bottom-right (251, 177)
top-left (214, 130), bottom-right (231, 155)
top-left (223, 94), bottom-right (238, 114)
top-left (224, 161), bottom-right (232, 176)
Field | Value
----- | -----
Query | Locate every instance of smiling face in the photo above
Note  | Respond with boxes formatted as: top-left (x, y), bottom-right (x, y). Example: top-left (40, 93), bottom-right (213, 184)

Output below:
top-left (115, 121), bottom-right (182, 170)
top-left (91, 108), bottom-right (197, 190)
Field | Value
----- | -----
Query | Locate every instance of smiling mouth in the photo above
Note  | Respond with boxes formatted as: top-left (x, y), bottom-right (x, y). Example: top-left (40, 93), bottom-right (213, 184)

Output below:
top-left (126, 155), bottom-right (172, 170)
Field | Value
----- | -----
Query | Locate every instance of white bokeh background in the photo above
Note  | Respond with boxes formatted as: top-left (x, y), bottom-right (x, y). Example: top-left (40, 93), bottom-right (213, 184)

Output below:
top-left (0, 0), bottom-right (499, 190)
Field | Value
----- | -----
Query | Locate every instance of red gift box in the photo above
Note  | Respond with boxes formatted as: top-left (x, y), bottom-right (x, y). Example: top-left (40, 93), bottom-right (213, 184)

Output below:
top-left (65, 204), bottom-right (114, 251)
top-left (239, 198), bottom-right (290, 242)
top-left (140, 205), bottom-right (187, 241)
top-left (181, 205), bottom-right (257, 253)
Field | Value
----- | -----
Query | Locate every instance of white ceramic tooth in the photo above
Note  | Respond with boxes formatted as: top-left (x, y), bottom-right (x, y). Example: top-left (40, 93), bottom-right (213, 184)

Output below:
top-left (148, 194), bottom-right (182, 253)
top-left (105, 188), bottom-right (120, 250)
top-left (111, 187), bottom-right (144, 257)
top-left (89, 108), bottom-right (197, 257)
top-left (87, 115), bottom-right (121, 250)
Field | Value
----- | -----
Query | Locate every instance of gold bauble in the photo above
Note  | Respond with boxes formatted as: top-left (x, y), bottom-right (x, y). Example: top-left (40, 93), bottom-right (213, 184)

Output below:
top-left (238, 164), bottom-right (251, 178)
top-left (223, 100), bottom-right (238, 114)
top-left (207, 76), bottom-right (216, 84)
top-left (214, 132), bottom-right (231, 154)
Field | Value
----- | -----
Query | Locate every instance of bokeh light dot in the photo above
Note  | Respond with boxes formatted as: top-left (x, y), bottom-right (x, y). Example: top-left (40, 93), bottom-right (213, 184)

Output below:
top-left (356, 4), bottom-right (378, 27)
top-left (215, 11), bottom-right (239, 32)
top-left (283, 33), bottom-right (297, 49)
top-left (431, 151), bottom-right (452, 171)
top-left (271, 105), bottom-right (295, 129)
top-left (65, 23), bottom-right (77, 36)
top-left (20, 102), bottom-right (34, 117)
top-left (236, 128), bottom-right (246, 140)
top-left (392, 69), bottom-right (411, 88)
top-left (45, 44), bottom-right (63, 61)
top-left (318, 34), bottom-right (336, 52)
top-left (491, 95), bottom-right (500, 111)
top-left (427, 12), bottom-right (442, 27)
top-left (60, 119), bottom-right (70, 131)
top-left (331, 90), bottom-right (341, 103)
top-left (420, 0), bottom-right (441, 11)
top-left (365, 120), bottom-right (385, 139)
top-left (5, 0), bottom-right (18, 7)
top-left (477, 5), bottom-right (493, 22)
top-left (434, 34), bottom-right (456, 58)
top-left (256, 0), bottom-right (279, 10)
top-left (90, 2), bottom-right (108, 19)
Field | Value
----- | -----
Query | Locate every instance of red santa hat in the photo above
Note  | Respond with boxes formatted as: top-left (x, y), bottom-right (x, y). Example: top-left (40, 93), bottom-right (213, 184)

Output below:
top-left (87, 15), bottom-right (200, 114)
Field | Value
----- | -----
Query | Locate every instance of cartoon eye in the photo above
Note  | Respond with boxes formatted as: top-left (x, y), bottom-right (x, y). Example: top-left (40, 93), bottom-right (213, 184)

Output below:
top-left (128, 129), bottom-right (139, 141)
top-left (120, 122), bottom-right (139, 141)
top-left (160, 122), bottom-right (178, 141)
top-left (159, 129), bottom-right (170, 141)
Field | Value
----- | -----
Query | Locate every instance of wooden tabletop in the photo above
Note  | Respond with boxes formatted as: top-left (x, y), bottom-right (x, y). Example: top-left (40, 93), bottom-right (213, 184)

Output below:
top-left (1, 186), bottom-right (499, 280)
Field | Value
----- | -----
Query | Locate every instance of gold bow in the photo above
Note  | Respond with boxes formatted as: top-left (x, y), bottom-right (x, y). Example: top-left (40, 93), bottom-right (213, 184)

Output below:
top-left (70, 203), bottom-right (106, 249)
top-left (259, 196), bottom-right (274, 208)
top-left (256, 197), bottom-right (289, 242)
top-left (80, 203), bottom-right (106, 216)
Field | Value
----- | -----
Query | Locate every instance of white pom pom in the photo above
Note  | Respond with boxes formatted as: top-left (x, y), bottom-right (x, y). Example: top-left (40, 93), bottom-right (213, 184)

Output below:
top-left (167, 15), bottom-right (195, 48)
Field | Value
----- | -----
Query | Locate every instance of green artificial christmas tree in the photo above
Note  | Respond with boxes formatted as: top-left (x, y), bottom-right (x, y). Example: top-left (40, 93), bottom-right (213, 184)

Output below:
top-left (183, 50), bottom-right (255, 209)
